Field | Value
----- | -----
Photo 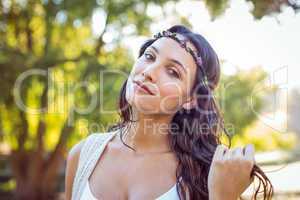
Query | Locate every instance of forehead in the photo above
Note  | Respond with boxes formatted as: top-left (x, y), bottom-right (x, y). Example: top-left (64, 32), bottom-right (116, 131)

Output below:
top-left (149, 35), bottom-right (197, 70)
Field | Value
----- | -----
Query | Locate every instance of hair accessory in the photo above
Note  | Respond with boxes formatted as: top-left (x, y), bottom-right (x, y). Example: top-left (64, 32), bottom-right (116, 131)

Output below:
top-left (153, 30), bottom-right (207, 87)
top-left (153, 30), bottom-right (203, 68)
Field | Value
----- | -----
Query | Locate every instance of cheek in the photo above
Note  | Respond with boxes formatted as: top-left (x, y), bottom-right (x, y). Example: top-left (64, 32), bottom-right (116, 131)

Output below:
top-left (125, 77), bottom-right (134, 104)
top-left (130, 60), bottom-right (144, 75)
top-left (125, 75), bottom-right (161, 112)
top-left (160, 83), bottom-right (182, 97)
top-left (125, 62), bottom-right (144, 103)
top-left (159, 81), bottom-right (186, 111)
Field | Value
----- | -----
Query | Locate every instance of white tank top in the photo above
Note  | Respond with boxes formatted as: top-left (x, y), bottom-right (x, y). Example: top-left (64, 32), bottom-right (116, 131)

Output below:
top-left (72, 129), bottom-right (185, 200)
top-left (81, 179), bottom-right (179, 200)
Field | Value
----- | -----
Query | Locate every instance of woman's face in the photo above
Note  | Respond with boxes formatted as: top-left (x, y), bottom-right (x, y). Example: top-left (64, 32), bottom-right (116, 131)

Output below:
top-left (126, 35), bottom-right (198, 114)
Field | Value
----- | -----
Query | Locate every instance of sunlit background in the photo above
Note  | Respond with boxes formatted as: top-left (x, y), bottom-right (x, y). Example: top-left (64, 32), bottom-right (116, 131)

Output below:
top-left (0, 0), bottom-right (299, 199)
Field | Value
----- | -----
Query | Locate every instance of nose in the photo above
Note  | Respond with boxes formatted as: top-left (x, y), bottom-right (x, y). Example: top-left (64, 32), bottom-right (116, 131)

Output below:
top-left (141, 63), bottom-right (160, 82)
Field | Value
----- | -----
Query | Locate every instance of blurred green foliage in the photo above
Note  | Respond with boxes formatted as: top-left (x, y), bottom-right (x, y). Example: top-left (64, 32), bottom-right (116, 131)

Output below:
top-left (0, 0), bottom-right (180, 198)
top-left (232, 128), bottom-right (297, 152)
top-left (0, 0), bottom-right (298, 199)
top-left (217, 67), bottom-right (267, 137)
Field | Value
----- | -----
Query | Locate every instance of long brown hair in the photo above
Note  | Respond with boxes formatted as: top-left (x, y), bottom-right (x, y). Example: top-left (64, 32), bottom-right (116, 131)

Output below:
top-left (108, 25), bottom-right (273, 200)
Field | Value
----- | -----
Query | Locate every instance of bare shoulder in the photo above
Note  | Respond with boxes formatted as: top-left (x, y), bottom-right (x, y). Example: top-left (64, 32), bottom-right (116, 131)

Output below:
top-left (68, 139), bottom-right (85, 162)
top-left (65, 130), bottom-right (119, 199)
top-left (68, 130), bottom-right (116, 160)
top-left (65, 132), bottom-right (111, 176)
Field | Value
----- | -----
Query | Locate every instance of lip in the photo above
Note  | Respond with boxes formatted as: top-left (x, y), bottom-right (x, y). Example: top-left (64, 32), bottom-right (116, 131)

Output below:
top-left (133, 80), bottom-right (155, 95)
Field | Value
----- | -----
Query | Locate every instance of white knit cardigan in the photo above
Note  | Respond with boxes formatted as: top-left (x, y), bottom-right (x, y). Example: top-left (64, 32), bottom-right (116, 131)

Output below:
top-left (71, 131), bottom-right (117, 200)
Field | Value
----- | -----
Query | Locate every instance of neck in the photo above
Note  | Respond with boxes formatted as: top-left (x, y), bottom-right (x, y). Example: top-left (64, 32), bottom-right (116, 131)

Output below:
top-left (123, 107), bottom-right (174, 154)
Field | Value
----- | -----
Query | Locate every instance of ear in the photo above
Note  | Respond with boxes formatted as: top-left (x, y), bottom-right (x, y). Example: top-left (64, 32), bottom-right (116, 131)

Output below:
top-left (182, 93), bottom-right (197, 110)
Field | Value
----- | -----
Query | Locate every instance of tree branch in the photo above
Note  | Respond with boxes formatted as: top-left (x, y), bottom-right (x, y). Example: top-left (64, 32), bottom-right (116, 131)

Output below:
top-left (18, 111), bottom-right (29, 151)
top-left (25, 11), bottom-right (33, 52)
top-left (36, 85), bottom-right (48, 153)
top-left (43, 1), bottom-right (54, 55)
top-left (33, 53), bottom-right (87, 69)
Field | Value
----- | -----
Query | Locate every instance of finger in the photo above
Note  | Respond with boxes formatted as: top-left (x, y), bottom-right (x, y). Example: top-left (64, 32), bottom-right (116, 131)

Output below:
top-left (223, 148), bottom-right (232, 160)
top-left (232, 147), bottom-right (243, 158)
top-left (244, 144), bottom-right (255, 161)
top-left (213, 144), bottom-right (228, 161)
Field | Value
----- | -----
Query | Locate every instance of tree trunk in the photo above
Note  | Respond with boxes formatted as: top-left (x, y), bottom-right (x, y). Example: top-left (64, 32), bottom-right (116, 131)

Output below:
top-left (10, 150), bottom-right (63, 200)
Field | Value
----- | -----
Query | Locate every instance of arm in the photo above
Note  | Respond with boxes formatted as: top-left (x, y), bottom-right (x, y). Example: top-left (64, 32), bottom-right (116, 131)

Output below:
top-left (65, 139), bottom-right (85, 200)
top-left (208, 144), bottom-right (255, 200)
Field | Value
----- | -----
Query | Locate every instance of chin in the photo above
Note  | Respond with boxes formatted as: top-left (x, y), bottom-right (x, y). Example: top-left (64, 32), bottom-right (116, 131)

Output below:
top-left (127, 94), bottom-right (160, 114)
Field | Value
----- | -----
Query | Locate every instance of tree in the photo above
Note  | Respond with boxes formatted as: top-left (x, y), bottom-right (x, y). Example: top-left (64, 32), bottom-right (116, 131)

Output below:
top-left (216, 67), bottom-right (268, 137)
top-left (205, 0), bottom-right (300, 20)
top-left (0, 0), bottom-right (173, 199)
top-left (0, 0), bottom-right (298, 199)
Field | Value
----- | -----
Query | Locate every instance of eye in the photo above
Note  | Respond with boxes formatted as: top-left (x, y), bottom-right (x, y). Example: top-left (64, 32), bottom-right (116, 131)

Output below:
top-left (167, 67), bottom-right (180, 79)
top-left (144, 52), bottom-right (154, 60)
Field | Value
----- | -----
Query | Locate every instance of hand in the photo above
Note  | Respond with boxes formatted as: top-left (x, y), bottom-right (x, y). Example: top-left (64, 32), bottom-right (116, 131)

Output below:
top-left (208, 144), bottom-right (255, 200)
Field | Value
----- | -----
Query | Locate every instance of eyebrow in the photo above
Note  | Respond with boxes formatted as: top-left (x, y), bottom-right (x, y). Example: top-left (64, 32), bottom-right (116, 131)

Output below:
top-left (149, 46), bottom-right (187, 73)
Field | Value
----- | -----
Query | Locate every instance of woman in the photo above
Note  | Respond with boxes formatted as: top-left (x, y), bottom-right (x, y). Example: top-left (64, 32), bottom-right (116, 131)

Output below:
top-left (65, 25), bottom-right (273, 200)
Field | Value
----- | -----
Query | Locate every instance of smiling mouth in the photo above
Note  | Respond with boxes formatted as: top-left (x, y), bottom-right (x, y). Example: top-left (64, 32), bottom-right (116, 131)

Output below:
top-left (133, 81), bottom-right (155, 95)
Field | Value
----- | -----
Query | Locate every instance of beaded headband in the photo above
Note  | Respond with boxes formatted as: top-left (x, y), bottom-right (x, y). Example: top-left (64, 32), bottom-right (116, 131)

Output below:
top-left (153, 30), bottom-right (203, 68)
top-left (153, 30), bottom-right (208, 86)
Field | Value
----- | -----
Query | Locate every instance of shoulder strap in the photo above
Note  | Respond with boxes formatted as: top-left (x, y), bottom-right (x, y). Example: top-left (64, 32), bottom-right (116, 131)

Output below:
top-left (71, 130), bottom-right (118, 200)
